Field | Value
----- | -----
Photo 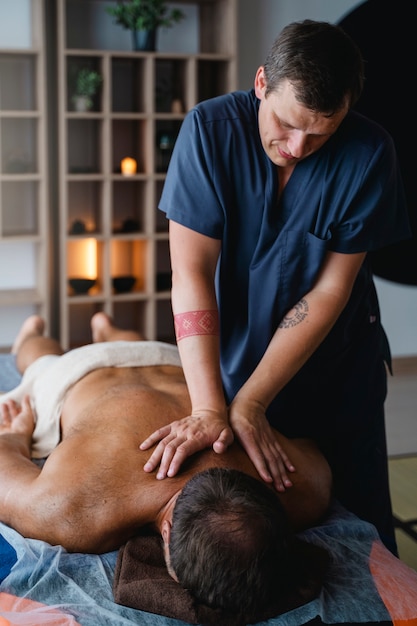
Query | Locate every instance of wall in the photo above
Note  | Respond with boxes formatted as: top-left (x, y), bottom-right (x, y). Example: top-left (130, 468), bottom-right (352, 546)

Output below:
top-left (0, 0), bottom-right (31, 47)
top-left (238, 0), bottom-right (359, 89)
top-left (0, 1), bottom-right (415, 356)
top-left (0, 0), bottom-right (39, 347)
top-left (238, 0), bottom-right (417, 357)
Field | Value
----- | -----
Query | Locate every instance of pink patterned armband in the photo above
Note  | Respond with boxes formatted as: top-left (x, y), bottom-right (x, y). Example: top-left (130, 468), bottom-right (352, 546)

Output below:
top-left (174, 310), bottom-right (219, 341)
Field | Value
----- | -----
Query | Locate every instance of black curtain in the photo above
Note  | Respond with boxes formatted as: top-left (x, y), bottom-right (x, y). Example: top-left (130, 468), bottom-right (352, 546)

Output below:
top-left (339, 0), bottom-right (417, 285)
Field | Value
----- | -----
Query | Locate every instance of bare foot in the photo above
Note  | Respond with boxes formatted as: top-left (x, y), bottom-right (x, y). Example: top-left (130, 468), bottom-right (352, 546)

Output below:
top-left (91, 312), bottom-right (116, 342)
top-left (11, 316), bottom-right (45, 355)
top-left (91, 312), bottom-right (144, 342)
top-left (0, 396), bottom-right (35, 443)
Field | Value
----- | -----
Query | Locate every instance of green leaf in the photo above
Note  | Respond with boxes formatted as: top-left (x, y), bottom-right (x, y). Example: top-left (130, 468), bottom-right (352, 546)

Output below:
top-left (106, 0), bottom-right (185, 31)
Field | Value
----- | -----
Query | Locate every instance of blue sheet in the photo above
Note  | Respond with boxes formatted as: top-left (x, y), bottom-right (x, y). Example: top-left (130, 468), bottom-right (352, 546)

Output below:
top-left (0, 354), bottom-right (21, 392)
top-left (1, 503), bottom-right (417, 626)
top-left (1, 357), bottom-right (417, 625)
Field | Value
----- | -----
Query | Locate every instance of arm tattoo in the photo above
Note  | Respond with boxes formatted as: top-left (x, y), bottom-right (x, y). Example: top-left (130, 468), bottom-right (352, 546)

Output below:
top-left (279, 299), bottom-right (309, 328)
top-left (174, 310), bottom-right (219, 341)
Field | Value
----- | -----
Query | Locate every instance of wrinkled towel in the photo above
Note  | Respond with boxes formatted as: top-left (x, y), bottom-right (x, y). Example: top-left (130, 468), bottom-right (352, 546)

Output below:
top-left (0, 341), bottom-right (180, 458)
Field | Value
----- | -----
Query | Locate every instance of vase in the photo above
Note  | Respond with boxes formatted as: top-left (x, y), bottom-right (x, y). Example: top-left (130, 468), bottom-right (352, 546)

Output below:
top-left (132, 28), bottom-right (156, 51)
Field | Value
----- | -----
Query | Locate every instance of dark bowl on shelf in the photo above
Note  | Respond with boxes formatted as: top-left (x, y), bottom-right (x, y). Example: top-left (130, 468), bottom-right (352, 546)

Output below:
top-left (69, 278), bottom-right (96, 294)
top-left (112, 275), bottom-right (136, 293)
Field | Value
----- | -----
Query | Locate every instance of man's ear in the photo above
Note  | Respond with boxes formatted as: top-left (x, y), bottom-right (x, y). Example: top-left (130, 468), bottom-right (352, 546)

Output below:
top-left (161, 520), bottom-right (178, 582)
top-left (254, 66), bottom-right (267, 98)
top-left (161, 519), bottom-right (172, 547)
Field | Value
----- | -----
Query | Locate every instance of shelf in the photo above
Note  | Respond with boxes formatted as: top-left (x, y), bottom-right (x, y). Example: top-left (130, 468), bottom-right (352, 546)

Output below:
top-left (0, 180), bottom-right (40, 236)
top-left (0, 54), bottom-right (37, 111)
top-left (57, 0), bottom-right (236, 349)
top-left (0, 117), bottom-right (39, 174)
top-left (0, 288), bottom-right (44, 305)
top-left (64, 0), bottom-right (233, 55)
top-left (0, 0), bottom-right (50, 350)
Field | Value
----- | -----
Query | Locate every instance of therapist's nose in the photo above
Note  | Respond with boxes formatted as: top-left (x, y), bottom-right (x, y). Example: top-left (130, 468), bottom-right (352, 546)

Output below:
top-left (287, 130), bottom-right (307, 158)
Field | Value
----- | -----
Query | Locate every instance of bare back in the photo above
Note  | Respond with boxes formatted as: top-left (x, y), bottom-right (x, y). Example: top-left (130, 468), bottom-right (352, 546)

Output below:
top-left (6, 364), bottom-right (332, 553)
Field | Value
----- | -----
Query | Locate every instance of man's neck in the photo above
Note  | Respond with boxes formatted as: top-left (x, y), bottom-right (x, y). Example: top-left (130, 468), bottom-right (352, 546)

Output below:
top-left (153, 488), bottom-right (182, 534)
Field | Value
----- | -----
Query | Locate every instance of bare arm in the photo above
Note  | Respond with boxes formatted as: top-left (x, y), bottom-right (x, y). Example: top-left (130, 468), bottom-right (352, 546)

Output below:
top-left (235, 250), bottom-right (366, 407)
top-left (0, 397), bottom-right (165, 553)
top-left (141, 220), bottom-right (365, 490)
top-left (141, 222), bottom-right (234, 477)
top-left (229, 249), bottom-right (367, 487)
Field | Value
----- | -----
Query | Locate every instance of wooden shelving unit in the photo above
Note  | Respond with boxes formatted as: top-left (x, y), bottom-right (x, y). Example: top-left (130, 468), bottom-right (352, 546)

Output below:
top-left (0, 0), bottom-right (50, 350)
top-left (57, 0), bottom-right (237, 349)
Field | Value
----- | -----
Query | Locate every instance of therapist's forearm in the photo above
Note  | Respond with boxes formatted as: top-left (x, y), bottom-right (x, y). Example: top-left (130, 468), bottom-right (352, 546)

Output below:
top-left (236, 291), bottom-right (347, 410)
top-left (172, 282), bottom-right (227, 415)
top-left (176, 331), bottom-right (227, 414)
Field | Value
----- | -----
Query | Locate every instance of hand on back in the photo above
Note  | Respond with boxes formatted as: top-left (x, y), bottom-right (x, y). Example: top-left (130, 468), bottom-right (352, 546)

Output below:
top-left (229, 396), bottom-right (295, 492)
top-left (140, 409), bottom-right (234, 479)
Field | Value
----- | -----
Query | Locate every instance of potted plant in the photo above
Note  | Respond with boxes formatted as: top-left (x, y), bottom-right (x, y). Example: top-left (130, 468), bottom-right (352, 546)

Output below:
top-left (72, 68), bottom-right (103, 112)
top-left (106, 0), bottom-right (185, 51)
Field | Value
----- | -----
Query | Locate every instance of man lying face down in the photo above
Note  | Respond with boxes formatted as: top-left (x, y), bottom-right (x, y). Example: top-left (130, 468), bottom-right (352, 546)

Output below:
top-left (0, 313), bottom-right (332, 623)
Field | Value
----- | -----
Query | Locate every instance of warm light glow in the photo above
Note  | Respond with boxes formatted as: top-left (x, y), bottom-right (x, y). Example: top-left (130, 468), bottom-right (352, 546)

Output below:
top-left (121, 157), bottom-right (137, 176)
top-left (68, 238), bottom-right (97, 279)
top-left (111, 240), bottom-right (132, 276)
top-left (111, 239), bottom-right (145, 290)
top-left (84, 238), bottom-right (97, 278)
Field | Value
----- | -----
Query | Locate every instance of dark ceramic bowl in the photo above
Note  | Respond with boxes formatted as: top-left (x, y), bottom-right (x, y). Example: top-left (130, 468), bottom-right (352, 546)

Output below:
top-left (69, 278), bottom-right (96, 294)
top-left (112, 275), bottom-right (136, 293)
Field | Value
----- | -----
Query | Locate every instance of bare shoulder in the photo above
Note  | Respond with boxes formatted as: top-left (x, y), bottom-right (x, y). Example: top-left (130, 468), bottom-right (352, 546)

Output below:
top-left (206, 430), bottom-right (332, 531)
top-left (279, 435), bottom-right (329, 471)
top-left (275, 434), bottom-right (332, 530)
top-left (33, 430), bottom-right (176, 552)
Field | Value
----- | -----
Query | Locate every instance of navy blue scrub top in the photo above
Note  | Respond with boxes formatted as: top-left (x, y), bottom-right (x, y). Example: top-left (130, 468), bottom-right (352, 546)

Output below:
top-left (160, 89), bottom-right (411, 436)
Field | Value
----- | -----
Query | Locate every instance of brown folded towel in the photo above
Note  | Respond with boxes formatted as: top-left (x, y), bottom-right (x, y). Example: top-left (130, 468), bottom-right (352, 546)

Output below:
top-left (113, 530), bottom-right (329, 626)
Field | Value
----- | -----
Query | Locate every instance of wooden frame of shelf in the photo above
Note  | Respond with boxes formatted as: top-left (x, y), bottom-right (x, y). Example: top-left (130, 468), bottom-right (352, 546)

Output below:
top-left (0, 0), bottom-right (50, 350)
top-left (57, 0), bottom-right (237, 349)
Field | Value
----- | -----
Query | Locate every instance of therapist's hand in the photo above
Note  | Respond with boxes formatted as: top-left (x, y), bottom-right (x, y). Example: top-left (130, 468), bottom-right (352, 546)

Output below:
top-left (228, 396), bottom-right (295, 492)
top-left (140, 409), bottom-right (234, 479)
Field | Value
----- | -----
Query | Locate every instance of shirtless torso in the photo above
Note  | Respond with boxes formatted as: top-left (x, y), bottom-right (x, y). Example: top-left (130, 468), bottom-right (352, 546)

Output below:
top-left (0, 316), bottom-right (332, 554)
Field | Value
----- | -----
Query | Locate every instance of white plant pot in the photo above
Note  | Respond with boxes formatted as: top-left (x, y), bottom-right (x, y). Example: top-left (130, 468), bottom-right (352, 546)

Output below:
top-left (73, 95), bottom-right (91, 112)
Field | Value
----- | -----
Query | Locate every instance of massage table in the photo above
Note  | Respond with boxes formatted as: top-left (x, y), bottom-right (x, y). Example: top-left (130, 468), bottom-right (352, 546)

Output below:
top-left (1, 354), bottom-right (417, 626)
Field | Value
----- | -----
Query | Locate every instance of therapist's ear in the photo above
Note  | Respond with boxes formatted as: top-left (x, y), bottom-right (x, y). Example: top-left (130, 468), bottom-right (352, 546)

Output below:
top-left (254, 66), bottom-right (267, 98)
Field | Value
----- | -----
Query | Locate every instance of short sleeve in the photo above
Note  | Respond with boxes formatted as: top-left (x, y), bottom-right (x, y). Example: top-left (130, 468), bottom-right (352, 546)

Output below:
top-left (159, 109), bottom-right (225, 239)
top-left (328, 131), bottom-right (410, 253)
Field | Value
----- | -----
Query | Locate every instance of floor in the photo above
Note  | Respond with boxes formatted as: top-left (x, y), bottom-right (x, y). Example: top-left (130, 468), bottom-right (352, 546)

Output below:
top-left (385, 356), bottom-right (417, 458)
top-left (385, 357), bottom-right (417, 572)
top-left (389, 455), bottom-right (417, 571)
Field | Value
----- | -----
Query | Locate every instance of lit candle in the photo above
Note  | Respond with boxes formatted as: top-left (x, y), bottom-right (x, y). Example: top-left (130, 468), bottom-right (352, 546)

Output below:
top-left (84, 238), bottom-right (98, 279)
top-left (121, 157), bottom-right (137, 176)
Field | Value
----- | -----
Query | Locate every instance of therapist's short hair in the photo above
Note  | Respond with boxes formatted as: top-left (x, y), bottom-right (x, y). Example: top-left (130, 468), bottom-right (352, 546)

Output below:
top-left (263, 20), bottom-right (364, 114)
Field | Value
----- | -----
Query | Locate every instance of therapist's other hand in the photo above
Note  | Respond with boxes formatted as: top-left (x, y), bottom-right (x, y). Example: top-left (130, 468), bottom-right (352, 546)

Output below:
top-left (229, 397), bottom-right (295, 493)
top-left (140, 410), bottom-right (234, 479)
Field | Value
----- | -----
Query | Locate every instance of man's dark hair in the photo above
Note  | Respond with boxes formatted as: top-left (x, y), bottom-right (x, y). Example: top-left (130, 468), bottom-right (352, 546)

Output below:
top-left (169, 467), bottom-right (297, 622)
top-left (263, 20), bottom-right (364, 115)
